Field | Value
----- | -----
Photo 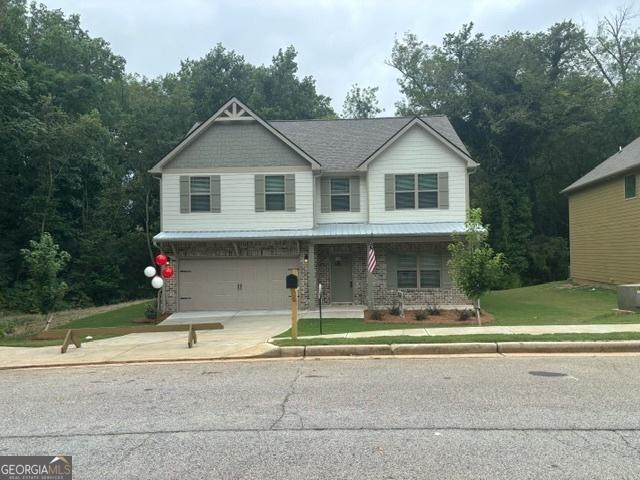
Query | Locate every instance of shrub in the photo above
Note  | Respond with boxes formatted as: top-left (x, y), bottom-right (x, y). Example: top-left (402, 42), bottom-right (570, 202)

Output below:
top-left (527, 235), bottom-right (569, 284)
top-left (426, 305), bottom-right (440, 316)
top-left (4, 321), bottom-right (16, 335)
top-left (369, 309), bottom-right (384, 320)
top-left (388, 305), bottom-right (401, 316)
top-left (456, 309), bottom-right (474, 321)
top-left (144, 302), bottom-right (158, 320)
top-left (415, 310), bottom-right (429, 321)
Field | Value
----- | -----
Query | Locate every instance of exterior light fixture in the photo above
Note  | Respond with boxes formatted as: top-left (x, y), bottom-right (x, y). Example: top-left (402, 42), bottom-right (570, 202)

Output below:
top-left (304, 254), bottom-right (309, 264)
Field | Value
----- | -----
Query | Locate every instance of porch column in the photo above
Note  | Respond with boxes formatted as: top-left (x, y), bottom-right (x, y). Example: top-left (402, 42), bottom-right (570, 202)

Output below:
top-left (307, 242), bottom-right (317, 309)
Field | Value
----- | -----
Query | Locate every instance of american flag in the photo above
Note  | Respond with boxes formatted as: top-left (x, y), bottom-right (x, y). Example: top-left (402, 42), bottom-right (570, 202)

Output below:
top-left (367, 243), bottom-right (377, 273)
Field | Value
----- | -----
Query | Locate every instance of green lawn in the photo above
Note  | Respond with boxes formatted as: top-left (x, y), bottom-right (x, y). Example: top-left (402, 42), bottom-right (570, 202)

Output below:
top-left (0, 302), bottom-right (149, 347)
top-left (273, 331), bottom-right (640, 347)
top-left (481, 282), bottom-right (640, 326)
top-left (276, 282), bottom-right (640, 338)
top-left (275, 318), bottom-right (429, 338)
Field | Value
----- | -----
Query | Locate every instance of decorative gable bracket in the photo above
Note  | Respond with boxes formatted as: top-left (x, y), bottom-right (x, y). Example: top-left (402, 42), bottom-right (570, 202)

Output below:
top-left (216, 101), bottom-right (253, 122)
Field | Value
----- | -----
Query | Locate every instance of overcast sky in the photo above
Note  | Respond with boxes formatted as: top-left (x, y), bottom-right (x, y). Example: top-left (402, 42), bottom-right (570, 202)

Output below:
top-left (44, 0), bottom-right (622, 115)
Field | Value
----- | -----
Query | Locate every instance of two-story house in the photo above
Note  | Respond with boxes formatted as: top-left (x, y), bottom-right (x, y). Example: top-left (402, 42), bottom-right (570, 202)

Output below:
top-left (562, 136), bottom-right (640, 286)
top-left (150, 98), bottom-right (477, 312)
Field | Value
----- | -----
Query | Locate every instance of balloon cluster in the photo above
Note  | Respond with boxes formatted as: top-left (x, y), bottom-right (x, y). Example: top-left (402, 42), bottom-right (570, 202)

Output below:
top-left (144, 254), bottom-right (175, 289)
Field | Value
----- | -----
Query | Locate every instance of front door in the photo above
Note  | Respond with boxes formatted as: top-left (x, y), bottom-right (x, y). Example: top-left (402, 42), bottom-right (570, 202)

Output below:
top-left (331, 255), bottom-right (353, 303)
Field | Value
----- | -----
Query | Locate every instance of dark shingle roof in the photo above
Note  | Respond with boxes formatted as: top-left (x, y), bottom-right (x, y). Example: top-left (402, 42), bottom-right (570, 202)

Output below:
top-left (562, 136), bottom-right (640, 194)
top-left (270, 115), bottom-right (471, 171)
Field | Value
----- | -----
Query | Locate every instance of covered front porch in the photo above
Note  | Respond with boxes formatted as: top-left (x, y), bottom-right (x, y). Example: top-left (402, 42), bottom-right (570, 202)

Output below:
top-left (305, 237), bottom-right (469, 310)
top-left (154, 222), bottom-right (470, 313)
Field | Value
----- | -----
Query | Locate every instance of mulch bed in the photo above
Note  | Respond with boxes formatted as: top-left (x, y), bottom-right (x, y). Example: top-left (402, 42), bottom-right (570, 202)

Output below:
top-left (364, 309), bottom-right (494, 325)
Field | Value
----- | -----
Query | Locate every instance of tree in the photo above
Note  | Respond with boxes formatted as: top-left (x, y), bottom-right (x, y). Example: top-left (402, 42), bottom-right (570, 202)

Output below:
top-left (20, 232), bottom-right (71, 328)
top-left (342, 84), bottom-right (383, 118)
top-left (448, 209), bottom-right (507, 325)
top-left (586, 5), bottom-right (640, 89)
top-left (388, 21), bottom-right (615, 284)
top-left (0, 1), bottom-right (336, 310)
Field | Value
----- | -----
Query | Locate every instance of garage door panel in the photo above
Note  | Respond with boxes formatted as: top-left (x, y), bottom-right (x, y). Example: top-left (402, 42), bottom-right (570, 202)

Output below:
top-left (179, 257), bottom-right (297, 311)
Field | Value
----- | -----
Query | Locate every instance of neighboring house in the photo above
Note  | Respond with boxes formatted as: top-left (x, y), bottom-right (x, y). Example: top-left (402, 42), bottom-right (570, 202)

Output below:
top-left (562, 137), bottom-right (640, 286)
top-left (150, 98), bottom-right (478, 312)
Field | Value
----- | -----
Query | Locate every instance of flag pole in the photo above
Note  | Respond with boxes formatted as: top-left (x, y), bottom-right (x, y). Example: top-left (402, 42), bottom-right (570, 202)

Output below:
top-left (367, 237), bottom-right (375, 310)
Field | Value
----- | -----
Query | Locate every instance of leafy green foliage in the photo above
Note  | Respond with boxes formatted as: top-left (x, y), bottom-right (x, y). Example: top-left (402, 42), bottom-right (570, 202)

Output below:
top-left (0, 2), bottom-right (335, 311)
top-left (342, 84), bottom-right (383, 118)
top-left (390, 19), bottom-right (640, 283)
top-left (448, 209), bottom-right (507, 303)
top-left (19, 232), bottom-right (70, 314)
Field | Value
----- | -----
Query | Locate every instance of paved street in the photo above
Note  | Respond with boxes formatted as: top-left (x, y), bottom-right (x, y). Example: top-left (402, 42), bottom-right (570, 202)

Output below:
top-left (1, 356), bottom-right (640, 479)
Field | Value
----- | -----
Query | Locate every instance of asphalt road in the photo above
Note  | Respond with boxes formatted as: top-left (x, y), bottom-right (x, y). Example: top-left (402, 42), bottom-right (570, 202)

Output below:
top-left (1, 356), bottom-right (640, 479)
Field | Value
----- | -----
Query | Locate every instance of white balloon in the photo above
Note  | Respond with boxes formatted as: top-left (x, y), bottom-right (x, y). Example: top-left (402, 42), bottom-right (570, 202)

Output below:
top-left (151, 276), bottom-right (164, 289)
top-left (144, 266), bottom-right (156, 278)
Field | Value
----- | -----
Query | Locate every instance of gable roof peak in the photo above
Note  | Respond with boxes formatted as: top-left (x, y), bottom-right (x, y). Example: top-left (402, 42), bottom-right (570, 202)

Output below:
top-left (149, 97), bottom-right (321, 173)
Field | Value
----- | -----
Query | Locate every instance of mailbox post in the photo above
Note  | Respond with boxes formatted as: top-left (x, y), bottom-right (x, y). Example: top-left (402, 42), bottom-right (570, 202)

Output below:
top-left (286, 269), bottom-right (299, 340)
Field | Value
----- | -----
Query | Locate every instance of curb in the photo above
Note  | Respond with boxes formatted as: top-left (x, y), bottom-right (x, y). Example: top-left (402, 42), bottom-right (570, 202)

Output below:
top-left (279, 340), bottom-right (640, 358)
top-left (496, 341), bottom-right (640, 354)
top-left (3, 341), bottom-right (640, 371)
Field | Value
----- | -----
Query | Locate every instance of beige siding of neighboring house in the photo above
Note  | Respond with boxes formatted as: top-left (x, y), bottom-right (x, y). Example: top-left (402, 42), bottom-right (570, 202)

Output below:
top-left (568, 171), bottom-right (640, 285)
top-left (367, 125), bottom-right (469, 223)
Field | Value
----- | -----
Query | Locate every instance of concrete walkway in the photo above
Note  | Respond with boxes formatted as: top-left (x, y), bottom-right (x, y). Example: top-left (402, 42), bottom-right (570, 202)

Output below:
top-left (274, 323), bottom-right (640, 341)
top-left (2, 319), bottom-right (640, 370)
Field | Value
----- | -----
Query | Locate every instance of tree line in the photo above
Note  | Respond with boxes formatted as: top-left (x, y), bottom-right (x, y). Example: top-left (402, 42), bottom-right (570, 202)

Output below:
top-left (1, 0), bottom-right (639, 312)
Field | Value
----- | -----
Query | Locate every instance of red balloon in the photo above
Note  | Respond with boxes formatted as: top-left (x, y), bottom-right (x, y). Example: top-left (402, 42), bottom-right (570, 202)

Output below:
top-left (154, 254), bottom-right (168, 266)
top-left (161, 265), bottom-right (174, 279)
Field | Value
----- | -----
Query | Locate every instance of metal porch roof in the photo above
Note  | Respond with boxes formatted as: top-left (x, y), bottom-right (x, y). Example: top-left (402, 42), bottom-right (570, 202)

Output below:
top-left (153, 222), bottom-right (467, 242)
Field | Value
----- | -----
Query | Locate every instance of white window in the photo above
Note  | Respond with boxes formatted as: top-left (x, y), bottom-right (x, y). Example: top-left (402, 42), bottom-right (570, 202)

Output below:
top-left (395, 175), bottom-right (415, 209)
top-left (265, 175), bottom-right (285, 211)
top-left (190, 177), bottom-right (210, 212)
top-left (395, 253), bottom-right (441, 288)
top-left (330, 178), bottom-right (350, 211)
top-left (418, 174), bottom-right (438, 208)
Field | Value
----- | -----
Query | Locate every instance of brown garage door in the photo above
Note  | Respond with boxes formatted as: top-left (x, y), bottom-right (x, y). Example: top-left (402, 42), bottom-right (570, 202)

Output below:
top-left (178, 257), bottom-right (298, 311)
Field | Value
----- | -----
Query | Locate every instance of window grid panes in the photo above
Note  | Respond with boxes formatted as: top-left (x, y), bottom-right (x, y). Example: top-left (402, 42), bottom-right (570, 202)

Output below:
top-left (330, 178), bottom-right (350, 212)
top-left (396, 253), bottom-right (441, 289)
top-left (625, 175), bottom-right (636, 199)
top-left (397, 254), bottom-right (418, 288)
top-left (190, 176), bottom-right (210, 212)
top-left (418, 174), bottom-right (438, 208)
top-left (395, 175), bottom-right (415, 209)
top-left (265, 175), bottom-right (285, 211)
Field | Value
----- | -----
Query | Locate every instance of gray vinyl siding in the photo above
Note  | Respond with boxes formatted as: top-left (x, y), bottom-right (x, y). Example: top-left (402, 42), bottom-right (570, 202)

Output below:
top-left (165, 122), bottom-right (308, 169)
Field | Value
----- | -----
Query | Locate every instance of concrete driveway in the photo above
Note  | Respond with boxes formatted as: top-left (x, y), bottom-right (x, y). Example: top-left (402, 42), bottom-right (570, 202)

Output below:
top-left (161, 309), bottom-right (291, 342)
top-left (0, 311), bottom-right (292, 370)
